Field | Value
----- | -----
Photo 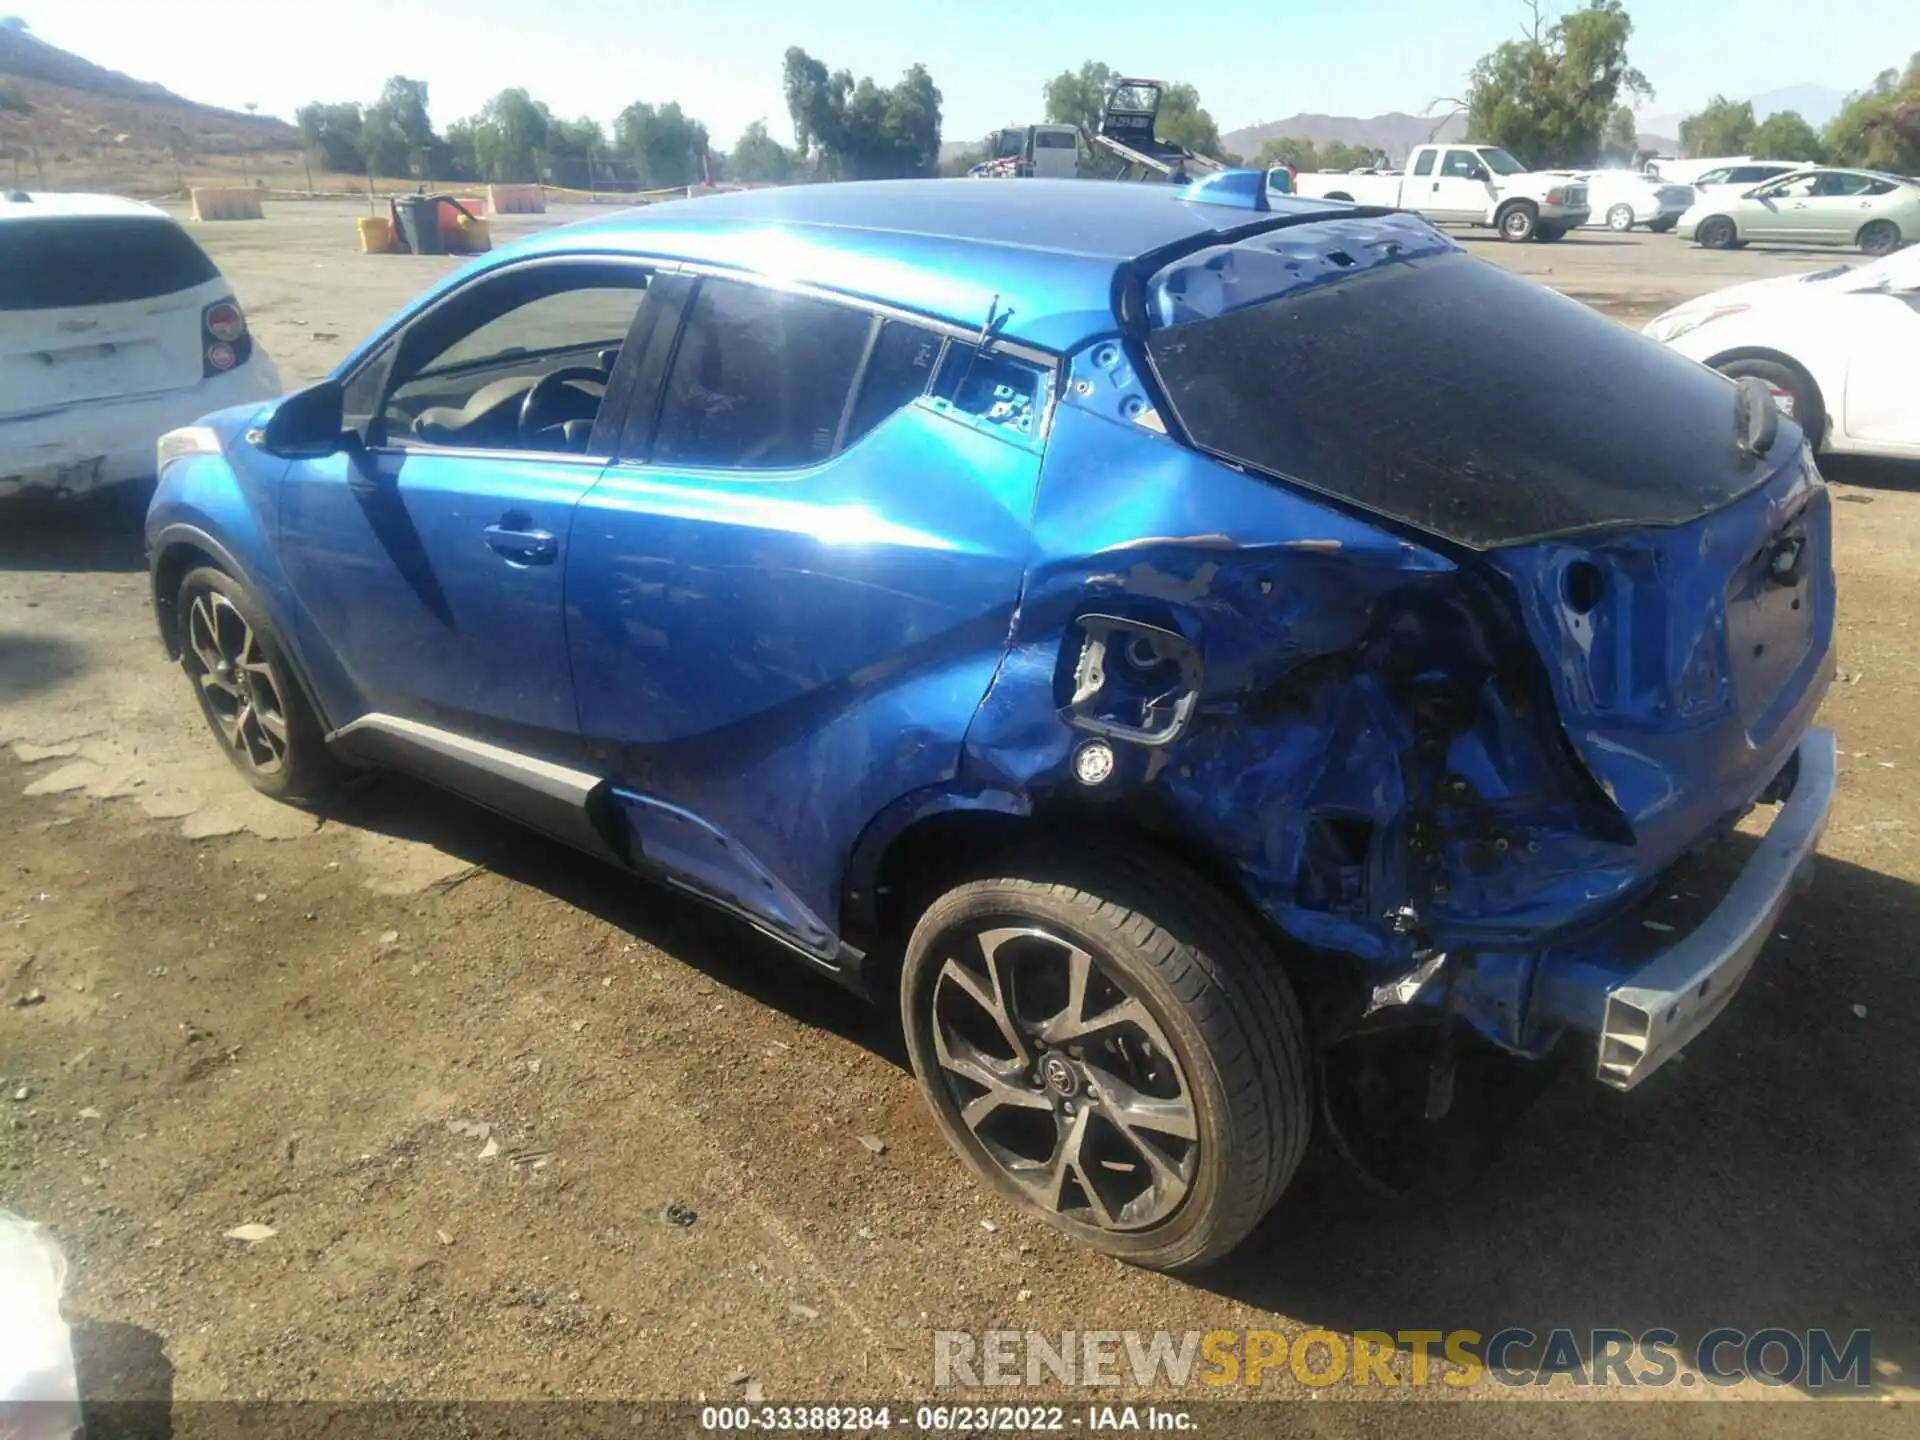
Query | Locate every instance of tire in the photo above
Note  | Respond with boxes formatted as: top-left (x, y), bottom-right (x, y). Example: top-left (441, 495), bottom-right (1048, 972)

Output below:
top-left (1606, 203), bottom-right (1635, 232)
top-left (1696, 215), bottom-right (1738, 250)
top-left (1647, 217), bottom-right (1678, 234)
top-left (901, 847), bottom-right (1310, 1272)
top-left (1858, 220), bottom-right (1903, 257)
top-left (1536, 225), bottom-right (1567, 242)
top-left (1497, 201), bottom-right (1538, 242)
top-left (176, 566), bottom-right (340, 803)
top-left (1326, 191), bottom-right (1354, 202)
top-left (1715, 357), bottom-right (1827, 449)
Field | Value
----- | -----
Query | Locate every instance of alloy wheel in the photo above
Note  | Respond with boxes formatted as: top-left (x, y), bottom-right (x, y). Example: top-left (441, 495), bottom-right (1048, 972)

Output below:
top-left (926, 924), bottom-right (1198, 1232)
top-left (183, 589), bottom-right (290, 775)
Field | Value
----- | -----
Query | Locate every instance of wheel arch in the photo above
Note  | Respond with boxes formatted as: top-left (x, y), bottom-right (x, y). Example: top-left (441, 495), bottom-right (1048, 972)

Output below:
top-left (844, 788), bottom-right (1327, 999)
top-left (150, 523), bottom-right (337, 733)
top-left (1699, 346), bottom-right (1829, 442)
top-left (1856, 217), bottom-right (1903, 251)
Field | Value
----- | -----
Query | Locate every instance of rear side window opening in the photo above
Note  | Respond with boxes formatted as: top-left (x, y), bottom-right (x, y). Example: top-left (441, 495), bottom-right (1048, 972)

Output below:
top-left (1144, 242), bottom-right (1787, 550)
top-left (0, 216), bottom-right (220, 311)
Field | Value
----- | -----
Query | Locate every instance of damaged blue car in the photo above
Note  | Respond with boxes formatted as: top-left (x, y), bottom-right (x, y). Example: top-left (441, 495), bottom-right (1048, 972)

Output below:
top-left (148, 176), bottom-right (1836, 1271)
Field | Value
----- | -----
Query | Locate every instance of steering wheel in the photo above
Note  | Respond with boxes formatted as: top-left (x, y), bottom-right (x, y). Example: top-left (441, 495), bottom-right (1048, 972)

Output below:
top-left (518, 366), bottom-right (607, 443)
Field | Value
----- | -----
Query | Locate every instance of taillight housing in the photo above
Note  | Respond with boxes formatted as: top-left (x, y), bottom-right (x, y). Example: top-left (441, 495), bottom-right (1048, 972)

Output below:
top-left (1545, 188), bottom-right (1566, 206)
top-left (201, 297), bottom-right (252, 377)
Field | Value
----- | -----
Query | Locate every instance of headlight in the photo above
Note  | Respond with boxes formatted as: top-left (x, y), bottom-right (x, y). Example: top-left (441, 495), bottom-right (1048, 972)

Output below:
top-left (1643, 304), bottom-right (1750, 344)
top-left (156, 426), bottom-right (223, 475)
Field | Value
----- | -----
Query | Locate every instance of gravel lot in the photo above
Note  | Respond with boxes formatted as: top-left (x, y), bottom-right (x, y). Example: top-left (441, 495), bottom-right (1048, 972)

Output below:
top-left (2, 202), bottom-right (1917, 1432)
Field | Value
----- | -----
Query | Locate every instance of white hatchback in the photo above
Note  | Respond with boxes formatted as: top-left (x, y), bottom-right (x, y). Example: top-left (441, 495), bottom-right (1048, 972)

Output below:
top-left (1, 192), bottom-right (281, 501)
top-left (1644, 244), bottom-right (1920, 459)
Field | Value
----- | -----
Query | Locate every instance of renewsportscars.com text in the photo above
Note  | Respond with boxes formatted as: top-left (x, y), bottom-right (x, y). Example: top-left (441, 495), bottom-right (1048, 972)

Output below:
top-left (933, 1327), bottom-right (1873, 1390)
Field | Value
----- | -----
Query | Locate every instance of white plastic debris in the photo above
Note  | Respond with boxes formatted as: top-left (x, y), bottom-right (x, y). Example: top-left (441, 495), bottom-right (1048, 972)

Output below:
top-left (0, 1211), bottom-right (82, 1440)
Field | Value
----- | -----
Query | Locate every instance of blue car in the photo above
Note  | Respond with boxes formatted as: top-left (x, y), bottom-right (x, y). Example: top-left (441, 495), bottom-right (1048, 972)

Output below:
top-left (148, 176), bottom-right (1835, 1271)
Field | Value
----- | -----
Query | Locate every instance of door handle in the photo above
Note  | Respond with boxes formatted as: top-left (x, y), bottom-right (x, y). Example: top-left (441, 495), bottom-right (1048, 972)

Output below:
top-left (483, 522), bottom-right (557, 565)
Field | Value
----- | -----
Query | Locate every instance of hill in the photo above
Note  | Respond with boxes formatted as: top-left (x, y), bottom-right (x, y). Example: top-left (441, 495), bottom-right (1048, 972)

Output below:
top-left (0, 22), bottom-right (301, 192)
top-left (1222, 111), bottom-right (1467, 162)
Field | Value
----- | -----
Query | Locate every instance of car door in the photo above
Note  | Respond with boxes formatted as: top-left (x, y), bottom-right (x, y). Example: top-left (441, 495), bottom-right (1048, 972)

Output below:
top-left (276, 257), bottom-right (652, 775)
top-left (1841, 253), bottom-right (1920, 454)
top-left (1741, 173), bottom-right (1819, 242)
top-left (564, 274), bottom-right (1042, 957)
top-left (1432, 148), bottom-right (1498, 222)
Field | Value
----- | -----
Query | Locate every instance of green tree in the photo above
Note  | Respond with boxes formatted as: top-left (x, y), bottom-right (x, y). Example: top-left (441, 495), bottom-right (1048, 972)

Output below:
top-left (353, 76), bottom-right (437, 178)
top-left (463, 88), bottom-right (547, 182)
top-left (781, 48), bottom-right (943, 179)
top-left (1822, 54), bottom-right (1920, 172)
top-left (1254, 136), bottom-right (1321, 172)
top-left (1041, 60), bottom-right (1117, 136)
top-left (940, 143), bottom-right (988, 177)
top-left (1679, 95), bottom-right (1756, 157)
top-left (1601, 103), bottom-right (1638, 163)
top-left (615, 100), bottom-right (710, 188)
top-left (294, 101), bottom-right (364, 173)
top-left (1464, 0), bottom-right (1652, 168)
top-left (727, 119), bottom-right (792, 182)
top-left (1155, 81), bottom-right (1222, 157)
top-left (1749, 109), bottom-right (1824, 162)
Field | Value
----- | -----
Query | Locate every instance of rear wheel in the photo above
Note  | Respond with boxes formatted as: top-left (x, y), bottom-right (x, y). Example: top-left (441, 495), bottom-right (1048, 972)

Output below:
top-left (901, 849), bottom-right (1310, 1272)
top-left (1715, 357), bottom-right (1826, 449)
top-left (1325, 191), bottom-right (1354, 202)
top-left (1696, 215), bottom-right (1738, 250)
top-left (1536, 224), bottom-right (1567, 242)
top-left (176, 566), bottom-right (339, 802)
top-left (1606, 203), bottom-right (1635, 232)
top-left (1858, 220), bottom-right (1903, 257)
top-left (1498, 201), bottom-right (1539, 242)
top-left (1647, 216), bottom-right (1678, 234)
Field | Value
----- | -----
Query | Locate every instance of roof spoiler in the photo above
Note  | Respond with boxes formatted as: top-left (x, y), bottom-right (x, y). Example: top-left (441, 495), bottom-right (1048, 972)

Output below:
top-left (1180, 169), bottom-right (1269, 212)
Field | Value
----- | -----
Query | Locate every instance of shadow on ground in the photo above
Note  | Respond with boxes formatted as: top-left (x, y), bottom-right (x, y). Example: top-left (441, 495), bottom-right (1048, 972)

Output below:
top-left (0, 485), bottom-right (152, 575)
top-left (316, 767), bottom-right (1918, 1397)
top-left (316, 771), bottom-right (909, 1071)
top-left (73, 1318), bottom-right (174, 1438)
top-left (0, 632), bottom-right (90, 704)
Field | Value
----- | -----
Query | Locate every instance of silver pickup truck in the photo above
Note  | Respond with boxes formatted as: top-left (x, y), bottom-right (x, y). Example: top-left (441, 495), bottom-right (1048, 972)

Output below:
top-left (1289, 143), bottom-right (1591, 241)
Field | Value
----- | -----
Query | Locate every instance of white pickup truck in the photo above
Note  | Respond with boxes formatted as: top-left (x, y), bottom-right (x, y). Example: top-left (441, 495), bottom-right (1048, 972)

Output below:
top-left (1287, 144), bottom-right (1591, 242)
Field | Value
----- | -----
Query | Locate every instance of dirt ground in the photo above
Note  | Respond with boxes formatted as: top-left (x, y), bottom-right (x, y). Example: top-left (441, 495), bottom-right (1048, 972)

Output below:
top-left (3, 206), bottom-right (1918, 1433)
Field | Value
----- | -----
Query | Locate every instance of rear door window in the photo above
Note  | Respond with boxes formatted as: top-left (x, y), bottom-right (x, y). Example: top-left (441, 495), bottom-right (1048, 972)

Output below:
top-left (652, 279), bottom-right (871, 469)
top-left (843, 318), bottom-right (942, 447)
top-left (1412, 150), bottom-right (1437, 177)
top-left (0, 217), bottom-right (219, 310)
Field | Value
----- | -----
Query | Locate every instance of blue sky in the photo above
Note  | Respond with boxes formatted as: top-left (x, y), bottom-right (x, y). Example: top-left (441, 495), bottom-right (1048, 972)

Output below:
top-left (28, 0), bottom-right (1914, 147)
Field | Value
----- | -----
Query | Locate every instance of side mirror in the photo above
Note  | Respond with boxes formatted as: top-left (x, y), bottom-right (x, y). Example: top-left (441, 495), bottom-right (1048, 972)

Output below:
top-left (260, 379), bottom-right (349, 458)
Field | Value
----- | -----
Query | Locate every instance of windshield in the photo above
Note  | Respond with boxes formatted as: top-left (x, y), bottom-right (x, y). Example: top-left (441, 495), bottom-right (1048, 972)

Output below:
top-left (1479, 148), bottom-right (1527, 175)
top-left (1143, 238), bottom-right (1784, 550)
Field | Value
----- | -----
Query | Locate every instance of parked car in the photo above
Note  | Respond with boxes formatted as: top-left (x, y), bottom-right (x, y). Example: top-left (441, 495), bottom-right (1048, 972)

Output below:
top-left (1688, 160), bottom-right (1804, 191)
top-left (149, 179), bottom-right (1835, 1270)
top-left (1552, 169), bottom-right (1694, 232)
top-left (1291, 144), bottom-right (1590, 240)
top-left (1, 192), bottom-right (280, 503)
top-left (1678, 167), bottom-right (1918, 254)
top-left (1645, 241), bottom-right (1920, 457)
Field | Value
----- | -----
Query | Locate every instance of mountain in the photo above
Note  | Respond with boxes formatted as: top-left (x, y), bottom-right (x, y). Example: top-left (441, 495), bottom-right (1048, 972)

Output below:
top-left (1222, 111), bottom-right (1466, 163)
top-left (1640, 82), bottom-right (1849, 143)
top-left (0, 22), bottom-right (299, 182)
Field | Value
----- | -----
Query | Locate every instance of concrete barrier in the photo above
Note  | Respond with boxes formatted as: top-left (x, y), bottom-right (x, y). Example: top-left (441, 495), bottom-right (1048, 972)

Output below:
top-left (190, 187), bottom-right (264, 221)
top-left (484, 184), bottom-right (545, 215)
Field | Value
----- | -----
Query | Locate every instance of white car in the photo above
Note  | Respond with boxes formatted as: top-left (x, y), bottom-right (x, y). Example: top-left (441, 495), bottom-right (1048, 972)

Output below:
top-left (1554, 170), bottom-right (1696, 232)
top-left (1, 192), bottom-right (281, 502)
top-left (1644, 244), bottom-right (1920, 459)
top-left (1677, 168), bottom-right (1919, 255)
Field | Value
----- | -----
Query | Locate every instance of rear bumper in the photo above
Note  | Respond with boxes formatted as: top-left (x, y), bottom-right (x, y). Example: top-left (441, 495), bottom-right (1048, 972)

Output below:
top-left (0, 358), bottom-right (280, 499)
top-left (1575, 729), bottom-right (1836, 1089)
